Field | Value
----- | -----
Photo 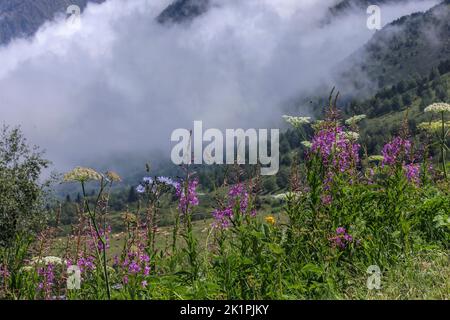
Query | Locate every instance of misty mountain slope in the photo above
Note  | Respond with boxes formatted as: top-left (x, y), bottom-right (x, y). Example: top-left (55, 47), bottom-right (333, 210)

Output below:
top-left (0, 0), bottom-right (104, 46)
top-left (326, 0), bottom-right (413, 22)
top-left (330, 0), bottom-right (410, 15)
top-left (340, 0), bottom-right (450, 92)
top-left (157, 0), bottom-right (413, 25)
top-left (157, 0), bottom-right (210, 24)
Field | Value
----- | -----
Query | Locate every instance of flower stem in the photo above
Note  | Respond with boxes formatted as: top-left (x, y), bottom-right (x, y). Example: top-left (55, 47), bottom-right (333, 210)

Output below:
top-left (81, 181), bottom-right (111, 299)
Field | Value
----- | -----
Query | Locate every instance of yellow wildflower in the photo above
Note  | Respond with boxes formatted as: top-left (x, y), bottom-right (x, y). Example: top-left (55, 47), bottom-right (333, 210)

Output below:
top-left (265, 215), bottom-right (276, 225)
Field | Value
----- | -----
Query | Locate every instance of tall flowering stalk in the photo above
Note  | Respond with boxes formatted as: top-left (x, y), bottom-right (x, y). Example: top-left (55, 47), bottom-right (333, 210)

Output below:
top-left (176, 173), bottom-right (200, 279)
top-left (63, 167), bottom-right (121, 299)
top-left (381, 137), bottom-right (412, 166)
top-left (381, 136), bottom-right (421, 185)
top-left (135, 169), bottom-right (178, 259)
top-left (310, 126), bottom-right (360, 175)
top-left (113, 245), bottom-right (151, 299)
top-left (37, 263), bottom-right (55, 300)
top-left (212, 183), bottom-right (256, 229)
top-left (307, 118), bottom-right (361, 206)
top-left (424, 103), bottom-right (450, 179)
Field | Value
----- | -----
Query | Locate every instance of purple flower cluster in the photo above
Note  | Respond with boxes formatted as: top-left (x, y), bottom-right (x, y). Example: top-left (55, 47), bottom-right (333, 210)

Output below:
top-left (37, 264), bottom-right (55, 298)
top-left (0, 264), bottom-right (9, 280)
top-left (329, 227), bottom-right (354, 249)
top-left (66, 255), bottom-right (96, 282)
top-left (404, 163), bottom-right (420, 185)
top-left (381, 137), bottom-right (412, 166)
top-left (176, 178), bottom-right (200, 214)
top-left (310, 126), bottom-right (360, 174)
top-left (321, 194), bottom-right (333, 206)
top-left (91, 226), bottom-right (111, 252)
top-left (116, 250), bottom-right (151, 287)
top-left (381, 137), bottom-right (422, 185)
top-left (309, 126), bottom-right (360, 204)
top-left (212, 207), bottom-right (234, 229)
top-left (212, 183), bottom-right (256, 229)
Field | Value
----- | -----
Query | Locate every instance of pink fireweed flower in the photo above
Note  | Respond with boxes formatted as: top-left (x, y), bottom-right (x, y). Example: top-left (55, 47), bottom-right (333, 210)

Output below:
top-left (212, 207), bottom-right (233, 229)
top-left (0, 264), bottom-right (9, 280)
top-left (143, 265), bottom-right (151, 276)
top-left (37, 263), bottom-right (55, 299)
top-left (96, 226), bottom-right (111, 252)
top-left (381, 137), bottom-right (422, 185)
top-left (115, 248), bottom-right (151, 283)
top-left (336, 227), bottom-right (346, 235)
top-left (176, 178), bottom-right (200, 215)
top-left (128, 261), bottom-right (141, 274)
top-left (381, 137), bottom-right (412, 166)
top-left (229, 184), bottom-right (244, 197)
top-left (329, 227), bottom-right (355, 249)
top-left (321, 194), bottom-right (333, 206)
top-left (139, 254), bottom-right (150, 263)
top-left (86, 225), bottom-right (111, 253)
top-left (404, 163), bottom-right (420, 185)
top-left (310, 126), bottom-right (360, 173)
top-left (77, 256), bottom-right (95, 273)
top-left (212, 184), bottom-right (256, 229)
top-left (309, 126), bottom-right (360, 196)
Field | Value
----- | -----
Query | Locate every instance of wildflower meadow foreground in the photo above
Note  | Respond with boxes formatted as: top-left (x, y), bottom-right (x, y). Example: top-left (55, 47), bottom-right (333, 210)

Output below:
top-left (0, 100), bottom-right (449, 300)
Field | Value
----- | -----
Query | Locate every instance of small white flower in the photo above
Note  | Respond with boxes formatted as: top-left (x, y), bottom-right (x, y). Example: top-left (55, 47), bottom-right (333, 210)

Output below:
top-left (344, 131), bottom-right (360, 140)
top-left (20, 266), bottom-right (34, 272)
top-left (272, 192), bottom-right (302, 200)
top-left (301, 141), bottom-right (312, 148)
top-left (283, 115), bottom-right (311, 128)
top-left (31, 256), bottom-right (64, 265)
top-left (424, 103), bottom-right (450, 114)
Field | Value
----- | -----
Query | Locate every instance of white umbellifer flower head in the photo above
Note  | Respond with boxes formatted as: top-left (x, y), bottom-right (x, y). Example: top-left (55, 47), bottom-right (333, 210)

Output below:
top-left (418, 121), bottom-right (450, 132)
top-left (344, 131), bottom-right (360, 140)
top-left (31, 256), bottom-right (64, 265)
top-left (424, 103), bottom-right (450, 114)
top-left (272, 192), bottom-right (302, 200)
top-left (301, 141), bottom-right (312, 148)
top-left (283, 115), bottom-right (311, 128)
top-left (63, 167), bottom-right (102, 182)
top-left (345, 114), bottom-right (367, 125)
top-left (20, 266), bottom-right (34, 272)
top-left (105, 171), bottom-right (122, 182)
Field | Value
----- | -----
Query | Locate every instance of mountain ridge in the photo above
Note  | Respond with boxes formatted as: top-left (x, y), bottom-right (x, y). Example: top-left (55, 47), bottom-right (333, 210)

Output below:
top-left (0, 0), bottom-right (104, 46)
top-left (339, 0), bottom-right (450, 93)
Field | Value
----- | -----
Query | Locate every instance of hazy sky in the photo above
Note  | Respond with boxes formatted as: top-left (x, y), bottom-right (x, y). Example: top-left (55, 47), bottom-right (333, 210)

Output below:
top-left (0, 0), bottom-right (440, 173)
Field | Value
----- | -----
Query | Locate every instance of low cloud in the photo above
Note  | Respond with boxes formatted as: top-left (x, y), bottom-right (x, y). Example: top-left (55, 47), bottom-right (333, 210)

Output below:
top-left (0, 0), bottom-right (440, 173)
